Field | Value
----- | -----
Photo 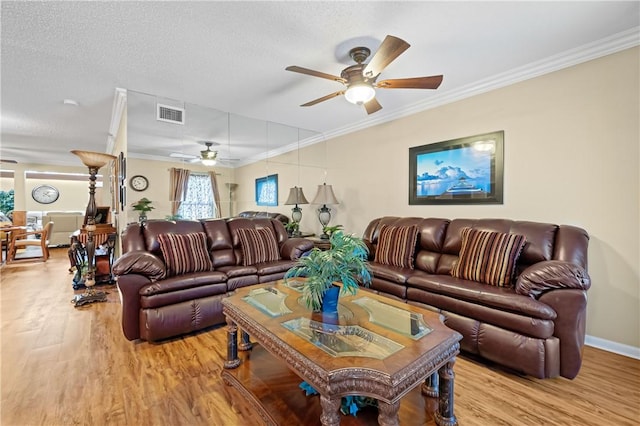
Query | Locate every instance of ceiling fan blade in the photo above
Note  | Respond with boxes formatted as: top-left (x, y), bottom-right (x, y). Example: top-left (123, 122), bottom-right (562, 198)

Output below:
top-left (170, 152), bottom-right (198, 160)
top-left (301, 91), bottom-right (345, 107)
top-left (0, 159), bottom-right (18, 164)
top-left (362, 35), bottom-right (410, 79)
top-left (376, 75), bottom-right (443, 90)
top-left (364, 98), bottom-right (382, 115)
top-left (286, 66), bottom-right (346, 84)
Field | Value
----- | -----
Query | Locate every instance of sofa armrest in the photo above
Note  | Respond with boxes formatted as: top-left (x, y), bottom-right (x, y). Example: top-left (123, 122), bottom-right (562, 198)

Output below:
top-left (116, 273), bottom-right (153, 341)
top-left (516, 260), bottom-right (591, 299)
top-left (113, 251), bottom-right (166, 281)
top-left (538, 289), bottom-right (588, 379)
top-left (280, 238), bottom-right (314, 260)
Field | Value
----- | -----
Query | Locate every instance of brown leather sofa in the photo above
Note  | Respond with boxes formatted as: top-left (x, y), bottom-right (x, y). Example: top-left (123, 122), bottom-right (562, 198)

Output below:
top-left (113, 217), bottom-right (313, 342)
top-left (362, 217), bottom-right (591, 379)
top-left (236, 210), bottom-right (289, 225)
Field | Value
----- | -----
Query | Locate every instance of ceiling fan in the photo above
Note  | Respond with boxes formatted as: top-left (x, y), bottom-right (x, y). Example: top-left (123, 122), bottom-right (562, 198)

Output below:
top-left (170, 142), bottom-right (237, 166)
top-left (286, 35), bottom-right (443, 115)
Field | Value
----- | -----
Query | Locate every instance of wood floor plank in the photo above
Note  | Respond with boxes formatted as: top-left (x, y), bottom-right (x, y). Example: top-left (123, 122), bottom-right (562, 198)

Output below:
top-left (1, 248), bottom-right (639, 425)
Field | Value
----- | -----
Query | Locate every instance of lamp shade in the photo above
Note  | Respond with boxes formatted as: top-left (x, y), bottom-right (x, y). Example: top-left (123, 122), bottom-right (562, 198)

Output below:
top-left (311, 183), bottom-right (339, 205)
top-left (284, 187), bottom-right (309, 205)
top-left (70, 150), bottom-right (116, 168)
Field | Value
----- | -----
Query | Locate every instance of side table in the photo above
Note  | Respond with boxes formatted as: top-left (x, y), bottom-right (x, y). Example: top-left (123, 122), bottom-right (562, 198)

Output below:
top-left (305, 236), bottom-right (331, 250)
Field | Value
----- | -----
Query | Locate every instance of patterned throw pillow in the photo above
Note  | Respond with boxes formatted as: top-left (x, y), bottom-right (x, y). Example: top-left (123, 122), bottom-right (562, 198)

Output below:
top-left (374, 224), bottom-right (418, 269)
top-left (157, 232), bottom-right (213, 277)
top-left (237, 227), bottom-right (280, 266)
top-left (451, 227), bottom-right (526, 287)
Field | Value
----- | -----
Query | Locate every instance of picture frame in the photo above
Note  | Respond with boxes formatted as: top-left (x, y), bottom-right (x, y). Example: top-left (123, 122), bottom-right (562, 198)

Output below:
top-left (118, 152), bottom-right (126, 212)
top-left (255, 174), bottom-right (278, 206)
top-left (409, 131), bottom-right (504, 205)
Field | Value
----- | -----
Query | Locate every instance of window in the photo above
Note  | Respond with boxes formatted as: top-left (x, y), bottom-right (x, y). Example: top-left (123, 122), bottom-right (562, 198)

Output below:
top-left (178, 174), bottom-right (216, 219)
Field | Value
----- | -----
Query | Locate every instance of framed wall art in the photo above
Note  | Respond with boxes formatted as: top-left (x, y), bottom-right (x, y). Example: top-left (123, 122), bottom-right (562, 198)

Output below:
top-left (255, 174), bottom-right (278, 206)
top-left (409, 131), bottom-right (504, 205)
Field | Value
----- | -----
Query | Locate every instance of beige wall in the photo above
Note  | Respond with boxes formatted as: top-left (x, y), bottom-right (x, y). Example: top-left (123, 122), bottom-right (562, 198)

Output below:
top-left (241, 47), bottom-right (639, 350)
top-left (0, 163), bottom-right (109, 213)
top-left (125, 157), bottom-right (236, 223)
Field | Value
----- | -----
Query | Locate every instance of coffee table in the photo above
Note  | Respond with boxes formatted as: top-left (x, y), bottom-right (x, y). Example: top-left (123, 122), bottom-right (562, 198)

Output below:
top-left (221, 280), bottom-right (462, 426)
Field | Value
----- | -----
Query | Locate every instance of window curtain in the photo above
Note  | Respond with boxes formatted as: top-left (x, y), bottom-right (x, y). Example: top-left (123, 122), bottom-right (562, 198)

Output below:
top-left (209, 171), bottom-right (222, 218)
top-left (169, 168), bottom-right (190, 216)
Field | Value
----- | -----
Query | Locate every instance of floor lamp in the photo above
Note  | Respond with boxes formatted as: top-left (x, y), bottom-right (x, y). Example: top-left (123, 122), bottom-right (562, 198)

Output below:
top-left (71, 150), bottom-right (116, 307)
top-left (311, 183), bottom-right (339, 240)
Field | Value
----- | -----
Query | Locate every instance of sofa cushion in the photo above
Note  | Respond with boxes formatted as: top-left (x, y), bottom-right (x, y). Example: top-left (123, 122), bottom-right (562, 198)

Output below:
top-left (407, 273), bottom-right (557, 320)
top-left (374, 224), bottom-right (418, 269)
top-left (451, 227), bottom-right (526, 287)
top-left (237, 227), bottom-right (280, 266)
top-left (158, 232), bottom-right (213, 277)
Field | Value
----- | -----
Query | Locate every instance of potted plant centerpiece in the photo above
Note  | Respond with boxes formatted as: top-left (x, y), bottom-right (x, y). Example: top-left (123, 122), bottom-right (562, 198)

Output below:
top-left (285, 230), bottom-right (371, 312)
top-left (131, 197), bottom-right (154, 223)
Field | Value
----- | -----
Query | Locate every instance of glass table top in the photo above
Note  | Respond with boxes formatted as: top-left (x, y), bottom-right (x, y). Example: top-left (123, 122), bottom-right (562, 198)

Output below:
top-left (282, 317), bottom-right (404, 359)
top-left (242, 287), bottom-right (292, 317)
top-left (352, 297), bottom-right (433, 340)
top-left (240, 283), bottom-right (433, 359)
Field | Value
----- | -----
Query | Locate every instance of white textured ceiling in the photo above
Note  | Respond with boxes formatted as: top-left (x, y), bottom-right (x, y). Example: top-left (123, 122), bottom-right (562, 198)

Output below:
top-left (1, 1), bottom-right (638, 167)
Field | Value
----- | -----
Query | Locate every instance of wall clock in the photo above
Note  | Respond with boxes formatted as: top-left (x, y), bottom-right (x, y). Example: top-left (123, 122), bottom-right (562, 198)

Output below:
top-left (32, 184), bottom-right (60, 204)
top-left (130, 175), bottom-right (149, 192)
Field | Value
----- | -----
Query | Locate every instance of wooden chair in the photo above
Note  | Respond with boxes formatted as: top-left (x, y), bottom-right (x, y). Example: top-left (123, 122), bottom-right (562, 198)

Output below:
top-left (7, 221), bottom-right (54, 263)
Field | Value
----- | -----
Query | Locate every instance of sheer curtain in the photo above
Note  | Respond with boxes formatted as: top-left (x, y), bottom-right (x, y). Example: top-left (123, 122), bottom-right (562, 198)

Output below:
top-left (169, 168), bottom-right (190, 216)
top-left (209, 171), bottom-right (222, 218)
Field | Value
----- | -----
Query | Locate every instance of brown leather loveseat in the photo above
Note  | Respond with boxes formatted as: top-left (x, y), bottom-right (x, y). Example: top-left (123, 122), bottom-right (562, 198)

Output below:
top-left (362, 217), bottom-right (591, 379)
top-left (113, 217), bottom-right (313, 342)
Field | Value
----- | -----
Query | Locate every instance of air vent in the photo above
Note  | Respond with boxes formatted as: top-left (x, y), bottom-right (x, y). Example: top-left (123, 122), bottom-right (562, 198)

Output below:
top-left (157, 104), bottom-right (185, 125)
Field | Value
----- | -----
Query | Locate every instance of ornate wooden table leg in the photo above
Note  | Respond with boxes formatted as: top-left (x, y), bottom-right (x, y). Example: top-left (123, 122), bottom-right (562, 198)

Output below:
top-left (434, 358), bottom-right (457, 426)
top-left (319, 395), bottom-right (341, 426)
top-left (223, 316), bottom-right (241, 369)
top-left (239, 329), bottom-right (253, 351)
top-left (422, 371), bottom-right (439, 397)
top-left (377, 399), bottom-right (401, 426)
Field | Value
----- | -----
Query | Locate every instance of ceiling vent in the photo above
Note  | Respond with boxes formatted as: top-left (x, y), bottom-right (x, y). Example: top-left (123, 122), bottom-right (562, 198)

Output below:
top-left (157, 103), bottom-right (185, 125)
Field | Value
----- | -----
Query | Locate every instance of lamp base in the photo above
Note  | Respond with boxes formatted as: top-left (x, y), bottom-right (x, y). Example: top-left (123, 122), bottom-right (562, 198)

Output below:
top-left (319, 233), bottom-right (330, 240)
top-left (71, 290), bottom-right (108, 307)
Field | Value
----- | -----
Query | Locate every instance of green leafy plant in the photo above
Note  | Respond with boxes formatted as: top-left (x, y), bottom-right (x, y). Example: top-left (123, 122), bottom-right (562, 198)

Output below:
top-left (131, 198), bottom-right (154, 222)
top-left (322, 224), bottom-right (343, 237)
top-left (285, 221), bottom-right (300, 236)
top-left (131, 197), bottom-right (154, 213)
top-left (285, 230), bottom-right (371, 311)
top-left (0, 189), bottom-right (14, 214)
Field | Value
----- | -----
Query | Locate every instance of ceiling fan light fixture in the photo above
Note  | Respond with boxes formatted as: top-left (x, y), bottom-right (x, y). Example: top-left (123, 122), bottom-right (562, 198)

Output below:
top-left (201, 158), bottom-right (217, 166)
top-left (344, 83), bottom-right (375, 105)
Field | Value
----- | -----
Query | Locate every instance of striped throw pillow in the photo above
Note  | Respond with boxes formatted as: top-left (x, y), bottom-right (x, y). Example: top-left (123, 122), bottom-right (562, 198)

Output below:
top-left (237, 227), bottom-right (280, 266)
top-left (451, 227), bottom-right (526, 287)
top-left (157, 232), bottom-right (213, 277)
top-left (374, 224), bottom-right (418, 269)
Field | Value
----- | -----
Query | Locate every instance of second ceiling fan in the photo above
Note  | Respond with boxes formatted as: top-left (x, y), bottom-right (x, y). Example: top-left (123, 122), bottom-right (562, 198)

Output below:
top-left (286, 35), bottom-right (443, 115)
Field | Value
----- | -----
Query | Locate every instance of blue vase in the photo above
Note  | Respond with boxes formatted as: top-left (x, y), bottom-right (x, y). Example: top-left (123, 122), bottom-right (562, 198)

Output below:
top-left (322, 285), bottom-right (340, 313)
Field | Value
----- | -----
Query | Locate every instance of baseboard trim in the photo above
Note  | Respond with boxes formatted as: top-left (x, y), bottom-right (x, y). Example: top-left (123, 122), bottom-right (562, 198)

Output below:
top-left (585, 335), bottom-right (640, 360)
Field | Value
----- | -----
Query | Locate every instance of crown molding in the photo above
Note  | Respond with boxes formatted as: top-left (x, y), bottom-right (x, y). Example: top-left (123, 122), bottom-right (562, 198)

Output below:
top-left (315, 26), bottom-right (640, 147)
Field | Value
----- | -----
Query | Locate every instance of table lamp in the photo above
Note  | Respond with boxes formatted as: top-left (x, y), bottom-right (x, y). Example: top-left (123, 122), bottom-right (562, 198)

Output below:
top-left (311, 183), bottom-right (339, 240)
top-left (284, 186), bottom-right (308, 237)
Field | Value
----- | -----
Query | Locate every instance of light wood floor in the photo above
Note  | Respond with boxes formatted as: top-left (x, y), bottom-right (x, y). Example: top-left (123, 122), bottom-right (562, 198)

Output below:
top-left (1, 248), bottom-right (639, 425)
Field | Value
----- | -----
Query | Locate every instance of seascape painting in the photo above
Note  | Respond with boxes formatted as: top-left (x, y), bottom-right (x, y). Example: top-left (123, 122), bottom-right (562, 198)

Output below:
top-left (409, 131), bottom-right (504, 205)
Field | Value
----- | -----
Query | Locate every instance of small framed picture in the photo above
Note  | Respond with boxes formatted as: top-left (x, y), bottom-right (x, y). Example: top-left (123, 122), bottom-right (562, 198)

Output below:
top-left (255, 174), bottom-right (278, 206)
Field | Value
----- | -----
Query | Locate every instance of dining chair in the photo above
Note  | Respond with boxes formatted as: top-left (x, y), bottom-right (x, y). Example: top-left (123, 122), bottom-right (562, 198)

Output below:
top-left (7, 221), bottom-right (54, 263)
